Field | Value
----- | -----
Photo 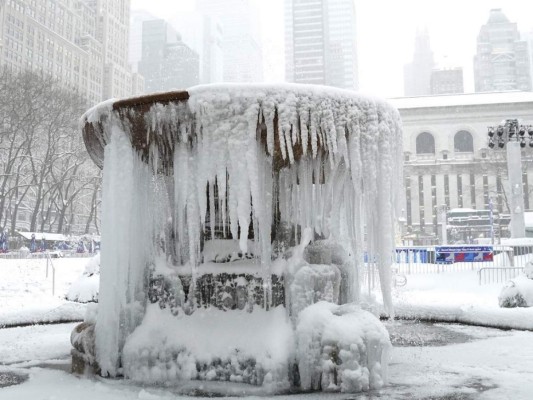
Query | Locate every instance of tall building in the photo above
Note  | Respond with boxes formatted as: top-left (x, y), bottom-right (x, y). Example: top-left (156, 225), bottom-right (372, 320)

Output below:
top-left (138, 19), bottom-right (199, 93)
top-left (525, 30), bottom-right (533, 89)
top-left (430, 67), bottom-right (464, 95)
top-left (129, 9), bottom-right (156, 73)
top-left (404, 28), bottom-right (434, 96)
top-left (474, 8), bottom-right (531, 92)
top-left (196, 0), bottom-right (262, 82)
top-left (170, 12), bottom-right (224, 84)
top-left (0, 0), bottom-right (142, 105)
top-left (284, 0), bottom-right (358, 90)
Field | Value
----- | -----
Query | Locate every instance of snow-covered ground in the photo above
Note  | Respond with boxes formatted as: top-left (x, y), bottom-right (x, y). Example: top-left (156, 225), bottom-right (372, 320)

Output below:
top-left (0, 257), bottom-right (87, 327)
top-left (387, 268), bottom-right (533, 330)
top-left (2, 257), bottom-right (533, 398)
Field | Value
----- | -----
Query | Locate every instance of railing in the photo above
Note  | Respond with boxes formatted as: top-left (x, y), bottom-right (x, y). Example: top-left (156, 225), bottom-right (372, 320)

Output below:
top-left (45, 251), bottom-right (56, 296)
top-left (363, 244), bottom-right (533, 289)
top-left (478, 267), bottom-right (524, 285)
top-left (0, 250), bottom-right (95, 259)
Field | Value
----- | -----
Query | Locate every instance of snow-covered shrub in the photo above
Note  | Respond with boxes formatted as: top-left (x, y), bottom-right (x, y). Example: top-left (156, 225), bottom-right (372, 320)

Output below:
top-left (499, 275), bottom-right (533, 308)
top-left (66, 254), bottom-right (100, 303)
top-left (524, 261), bottom-right (533, 279)
top-left (296, 302), bottom-right (391, 393)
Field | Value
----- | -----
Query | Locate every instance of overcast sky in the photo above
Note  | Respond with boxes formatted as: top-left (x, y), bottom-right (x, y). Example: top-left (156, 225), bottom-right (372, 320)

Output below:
top-left (130, 0), bottom-right (533, 98)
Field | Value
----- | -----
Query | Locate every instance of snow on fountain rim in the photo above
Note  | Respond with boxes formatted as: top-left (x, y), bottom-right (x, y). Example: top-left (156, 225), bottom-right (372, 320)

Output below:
top-left (81, 82), bottom-right (400, 127)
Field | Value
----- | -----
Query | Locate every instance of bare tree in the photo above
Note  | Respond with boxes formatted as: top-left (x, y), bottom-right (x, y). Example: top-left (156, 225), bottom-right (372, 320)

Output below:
top-left (0, 68), bottom-right (101, 235)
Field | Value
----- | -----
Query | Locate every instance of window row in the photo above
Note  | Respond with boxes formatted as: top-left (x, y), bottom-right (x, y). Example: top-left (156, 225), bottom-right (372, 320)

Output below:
top-left (416, 130), bottom-right (474, 154)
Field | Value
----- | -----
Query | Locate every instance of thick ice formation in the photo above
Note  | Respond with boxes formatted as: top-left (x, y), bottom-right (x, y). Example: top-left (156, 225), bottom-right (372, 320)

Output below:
top-left (83, 84), bottom-right (402, 391)
top-left (296, 301), bottom-right (391, 392)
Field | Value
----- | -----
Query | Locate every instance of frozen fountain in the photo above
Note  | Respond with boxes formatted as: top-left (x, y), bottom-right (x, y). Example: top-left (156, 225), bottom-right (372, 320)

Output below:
top-left (72, 83), bottom-right (403, 393)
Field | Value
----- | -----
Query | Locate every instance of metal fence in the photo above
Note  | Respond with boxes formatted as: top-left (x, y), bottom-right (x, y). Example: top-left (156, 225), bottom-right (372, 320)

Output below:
top-left (477, 267), bottom-right (524, 285)
top-left (363, 244), bottom-right (533, 288)
top-left (0, 250), bottom-right (94, 259)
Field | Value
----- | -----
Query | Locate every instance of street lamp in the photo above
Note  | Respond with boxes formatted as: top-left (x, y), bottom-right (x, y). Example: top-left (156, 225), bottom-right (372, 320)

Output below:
top-left (487, 119), bottom-right (531, 238)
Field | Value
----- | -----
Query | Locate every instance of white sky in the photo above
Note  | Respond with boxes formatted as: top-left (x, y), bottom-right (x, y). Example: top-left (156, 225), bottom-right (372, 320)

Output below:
top-left (130, 0), bottom-right (533, 98)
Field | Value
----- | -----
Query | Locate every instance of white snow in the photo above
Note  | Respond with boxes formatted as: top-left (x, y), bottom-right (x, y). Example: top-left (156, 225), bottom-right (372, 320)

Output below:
top-left (295, 302), bottom-right (391, 392)
top-left (0, 258), bottom-right (87, 327)
top-left (65, 254), bottom-right (100, 303)
top-left (122, 304), bottom-right (294, 389)
top-left (498, 274), bottom-right (533, 307)
top-left (2, 256), bottom-right (533, 398)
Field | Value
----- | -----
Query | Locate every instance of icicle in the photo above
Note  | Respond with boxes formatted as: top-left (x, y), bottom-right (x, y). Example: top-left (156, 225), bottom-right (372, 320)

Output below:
top-left (209, 180), bottom-right (215, 241)
top-left (299, 109), bottom-right (309, 157)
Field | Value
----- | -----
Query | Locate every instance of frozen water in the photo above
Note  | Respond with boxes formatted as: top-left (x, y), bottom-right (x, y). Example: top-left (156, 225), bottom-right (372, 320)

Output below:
top-left (84, 84), bottom-right (403, 391)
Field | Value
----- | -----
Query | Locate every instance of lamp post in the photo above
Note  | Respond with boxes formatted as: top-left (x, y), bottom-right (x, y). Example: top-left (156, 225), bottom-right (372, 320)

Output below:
top-left (487, 119), bottom-right (532, 238)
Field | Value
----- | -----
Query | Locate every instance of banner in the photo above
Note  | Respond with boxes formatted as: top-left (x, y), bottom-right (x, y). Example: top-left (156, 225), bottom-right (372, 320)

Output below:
top-left (435, 246), bottom-right (493, 264)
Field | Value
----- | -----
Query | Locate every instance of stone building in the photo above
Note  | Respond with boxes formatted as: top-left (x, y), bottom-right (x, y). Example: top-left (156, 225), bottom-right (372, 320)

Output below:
top-left (390, 91), bottom-right (533, 244)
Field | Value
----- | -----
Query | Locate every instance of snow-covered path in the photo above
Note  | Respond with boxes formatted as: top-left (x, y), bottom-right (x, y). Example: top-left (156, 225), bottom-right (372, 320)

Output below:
top-left (1, 322), bottom-right (532, 399)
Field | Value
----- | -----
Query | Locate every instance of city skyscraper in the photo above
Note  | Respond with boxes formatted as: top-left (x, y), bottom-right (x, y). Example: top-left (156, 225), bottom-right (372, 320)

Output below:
top-left (0, 0), bottom-right (143, 104)
top-left (473, 8), bottom-right (531, 92)
top-left (196, 0), bottom-right (262, 82)
top-left (430, 67), bottom-right (464, 95)
top-left (138, 19), bottom-right (199, 93)
top-left (170, 12), bottom-right (224, 84)
top-left (403, 28), bottom-right (434, 96)
top-left (284, 0), bottom-right (358, 90)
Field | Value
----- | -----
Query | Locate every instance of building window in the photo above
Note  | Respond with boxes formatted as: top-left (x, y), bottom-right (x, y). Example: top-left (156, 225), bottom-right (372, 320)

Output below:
top-left (418, 175), bottom-right (425, 228)
top-left (405, 177), bottom-right (412, 226)
top-left (457, 175), bottom-right (463, 208)
top-left (484, 175), bottom-right (490, 210)
top-left (431, 175), bottom-right (437, 235)
top-left (416, 132), bottom-right (435, 154)
top-left (444, 175), bottom-right (450, 208)
top-left (470, 173), bottom-right (476, 208)
top-left (454, 130), bottom-right (474, 152)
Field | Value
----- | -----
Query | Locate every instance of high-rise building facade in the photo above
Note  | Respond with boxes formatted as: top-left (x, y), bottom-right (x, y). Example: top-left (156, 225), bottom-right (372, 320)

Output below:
top-left (196, 0), bottom-right (262, 83)
top-left (138, 19), bottom-right (199, 93)
top-left (0, 0), bottom-right (142, 105)
top-left (284, 0), bottom-right (358, 90)
top-left (430, 67), bottom-right (464, 95)
top-left (171, 12), bottom-right (224, 84)
top-left (474, 8), bottom-right (531, 92)
top-left (404, 28), bottom-right (434, 96)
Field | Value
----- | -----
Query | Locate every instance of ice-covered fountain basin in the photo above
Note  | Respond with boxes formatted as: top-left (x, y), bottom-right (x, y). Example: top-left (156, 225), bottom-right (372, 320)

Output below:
top-left (81, 83), bottom-right (402, 173)
top-left (79, 83), bottom-right (403, 393)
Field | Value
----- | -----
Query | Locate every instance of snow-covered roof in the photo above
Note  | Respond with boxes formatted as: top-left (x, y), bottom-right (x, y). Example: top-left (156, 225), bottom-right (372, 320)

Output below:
top-left (17, 232), bottom-right (69, 241)
top-left (388, 91), bottom-right (533, 110)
